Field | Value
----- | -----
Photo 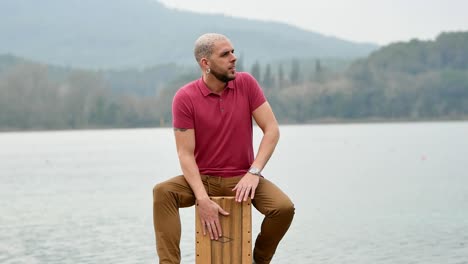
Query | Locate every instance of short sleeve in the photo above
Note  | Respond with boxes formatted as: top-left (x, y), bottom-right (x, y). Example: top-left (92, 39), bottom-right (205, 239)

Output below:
top-left (243, 72), bottom-right (267, 112)
top-left (172, 89), bottom-right (194, 129)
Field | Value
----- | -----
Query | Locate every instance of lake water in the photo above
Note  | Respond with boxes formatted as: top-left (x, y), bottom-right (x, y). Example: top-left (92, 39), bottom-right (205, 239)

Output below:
top-left (1, 122), bottom-right (468, 264)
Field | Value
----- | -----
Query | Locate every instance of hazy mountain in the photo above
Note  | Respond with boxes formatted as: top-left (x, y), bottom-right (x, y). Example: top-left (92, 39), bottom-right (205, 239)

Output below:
top-left (0, 0), bottom-right (379, 69)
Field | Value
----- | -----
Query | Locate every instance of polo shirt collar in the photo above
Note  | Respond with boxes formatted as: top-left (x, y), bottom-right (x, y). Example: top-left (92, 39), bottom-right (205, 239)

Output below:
top-left (197, 77), bottom-right (235, 97)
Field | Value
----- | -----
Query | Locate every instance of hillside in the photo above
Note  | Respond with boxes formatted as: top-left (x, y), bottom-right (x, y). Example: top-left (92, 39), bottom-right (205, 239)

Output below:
top-left (270, 31), bottom-right (468, 122)
top-left (349, 31), bottom-right (468, 76)
top-left (2, 31), bottom-right (466, 131)
top-left (0, 0), bottom-right (378, 69)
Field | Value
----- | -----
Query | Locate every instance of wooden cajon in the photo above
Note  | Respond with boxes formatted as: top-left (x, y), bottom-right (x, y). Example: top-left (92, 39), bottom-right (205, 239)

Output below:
top-left (195, 196), bottom-right (252, 264)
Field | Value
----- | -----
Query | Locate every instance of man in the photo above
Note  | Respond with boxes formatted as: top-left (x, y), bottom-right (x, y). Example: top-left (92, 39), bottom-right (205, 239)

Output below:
top-left (153, 33), bottom-right (294, 264)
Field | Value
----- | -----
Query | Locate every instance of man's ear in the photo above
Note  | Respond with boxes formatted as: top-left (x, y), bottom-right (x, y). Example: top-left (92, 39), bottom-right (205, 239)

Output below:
top-left (200, 58), bottom-right (210, 69)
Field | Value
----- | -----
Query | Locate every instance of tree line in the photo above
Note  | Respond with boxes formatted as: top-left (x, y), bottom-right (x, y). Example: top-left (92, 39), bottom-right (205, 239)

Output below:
top-left (1, 31), bottom-right (467, 131)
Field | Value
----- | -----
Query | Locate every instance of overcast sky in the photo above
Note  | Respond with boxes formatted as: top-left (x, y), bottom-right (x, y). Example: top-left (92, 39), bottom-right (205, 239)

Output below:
top-left (157, 0), bottom-right (468, 45)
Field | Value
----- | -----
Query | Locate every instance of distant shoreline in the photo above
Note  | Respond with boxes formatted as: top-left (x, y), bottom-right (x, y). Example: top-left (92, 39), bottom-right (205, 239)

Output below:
top-left (1, 117), bottom-right (467, 134)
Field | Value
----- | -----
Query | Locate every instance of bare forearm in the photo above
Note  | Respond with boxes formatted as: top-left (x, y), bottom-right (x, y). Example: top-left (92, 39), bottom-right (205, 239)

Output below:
top-left (252, 126), bottom-right (280, 170)
top-left (178, 154), bottom-right (209, 200)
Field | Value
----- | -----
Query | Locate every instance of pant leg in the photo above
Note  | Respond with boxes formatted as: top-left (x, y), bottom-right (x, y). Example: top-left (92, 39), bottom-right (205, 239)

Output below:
top-left (250, 177), bottom-right (295, 264)
top-left (153, 175), bottom-right (196, 264)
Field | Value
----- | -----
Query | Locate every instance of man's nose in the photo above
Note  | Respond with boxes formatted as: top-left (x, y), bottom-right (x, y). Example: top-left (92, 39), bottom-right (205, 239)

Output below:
top-left (230, 53), bottom-right (237, 61)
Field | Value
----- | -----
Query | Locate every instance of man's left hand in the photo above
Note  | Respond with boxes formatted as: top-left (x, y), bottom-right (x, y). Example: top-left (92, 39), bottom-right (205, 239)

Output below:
top-left (233, 173), bottom-right (260, 202)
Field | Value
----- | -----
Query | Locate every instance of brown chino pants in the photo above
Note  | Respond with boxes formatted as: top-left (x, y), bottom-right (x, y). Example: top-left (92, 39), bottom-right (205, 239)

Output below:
top-left (153, 175), bottom-right (295, 264)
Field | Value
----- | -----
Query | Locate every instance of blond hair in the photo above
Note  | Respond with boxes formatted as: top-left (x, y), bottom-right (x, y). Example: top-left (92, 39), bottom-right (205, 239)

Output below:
top-left (194, 33), bottom-right (229, 64)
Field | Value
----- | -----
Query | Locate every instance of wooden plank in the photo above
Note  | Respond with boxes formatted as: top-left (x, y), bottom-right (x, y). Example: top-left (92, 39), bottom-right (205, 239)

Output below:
top-left (221, 198), bottom-right (232, 263)
top-left (211, 198), bottom-right (225, 263)
top-left (242, 198), bottom-right (252, 263)
top-left (195, 196), bottom-right (252, 264)
top-left (195, 201), bottom-right (211, 263)
top-left (231, 197), bottom-right (242, 264)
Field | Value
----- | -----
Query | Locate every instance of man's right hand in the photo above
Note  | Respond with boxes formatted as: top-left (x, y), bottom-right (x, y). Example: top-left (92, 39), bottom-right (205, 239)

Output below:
top-left (196, 198), bottom-right (230, 240)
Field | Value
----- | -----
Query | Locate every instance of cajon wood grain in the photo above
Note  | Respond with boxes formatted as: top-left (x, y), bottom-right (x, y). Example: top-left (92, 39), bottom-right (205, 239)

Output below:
top-left (195, 197), bottom-right (252, 264)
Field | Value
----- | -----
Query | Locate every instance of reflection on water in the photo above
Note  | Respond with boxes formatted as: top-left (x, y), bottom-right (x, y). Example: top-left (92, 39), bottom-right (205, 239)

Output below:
top-left (1, 122), bottom-right (468, 263)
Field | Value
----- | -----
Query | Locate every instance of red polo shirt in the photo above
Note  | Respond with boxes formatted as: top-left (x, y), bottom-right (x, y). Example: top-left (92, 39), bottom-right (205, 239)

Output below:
top-left (172, 72), bottom-right (266, 177)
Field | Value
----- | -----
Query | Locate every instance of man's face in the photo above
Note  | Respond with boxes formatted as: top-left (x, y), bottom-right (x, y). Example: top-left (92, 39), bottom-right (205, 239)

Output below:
top-left (208, 39), bottom-right (237, 83)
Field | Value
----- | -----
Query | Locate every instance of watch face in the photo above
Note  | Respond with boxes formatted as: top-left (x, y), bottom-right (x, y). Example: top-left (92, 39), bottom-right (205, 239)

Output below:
top-left (249, 167), bottom-right (261, 175)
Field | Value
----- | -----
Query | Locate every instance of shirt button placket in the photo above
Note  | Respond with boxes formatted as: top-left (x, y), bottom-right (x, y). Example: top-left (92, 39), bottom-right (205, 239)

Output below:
top-left (219, 97), bottom-right (224, 113)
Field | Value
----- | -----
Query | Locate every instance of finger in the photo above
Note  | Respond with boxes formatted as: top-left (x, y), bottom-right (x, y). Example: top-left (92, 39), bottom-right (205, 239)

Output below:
top-left (201, 220), bottom-right (207, 236)
top-left (242, 187), bottom-right (251, 201)
top-left (232, 180), bottom-right (245, 192)
top-left (210, 222), bottom-right (219, 240)
top-left (235, 186), bottom-right (242, 201)
top-left (207, 222), bottom-right (214, 240)
top-left (215, 220), bottom-right (223, 238)
top-left (219, 207), bottom-right (230, 216)
top-left (236, 187), bottom-right (246, 202)
top-left (250, 186), bottom-right (256, 199)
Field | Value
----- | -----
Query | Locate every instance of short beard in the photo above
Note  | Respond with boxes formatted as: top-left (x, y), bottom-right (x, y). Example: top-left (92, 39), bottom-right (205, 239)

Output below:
top-left (210, 68), bottom-right (235, 83)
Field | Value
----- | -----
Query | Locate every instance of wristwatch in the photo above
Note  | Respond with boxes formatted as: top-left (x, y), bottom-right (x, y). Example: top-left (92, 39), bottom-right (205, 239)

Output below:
top-left (248, 166), bottom-right (262, 176)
